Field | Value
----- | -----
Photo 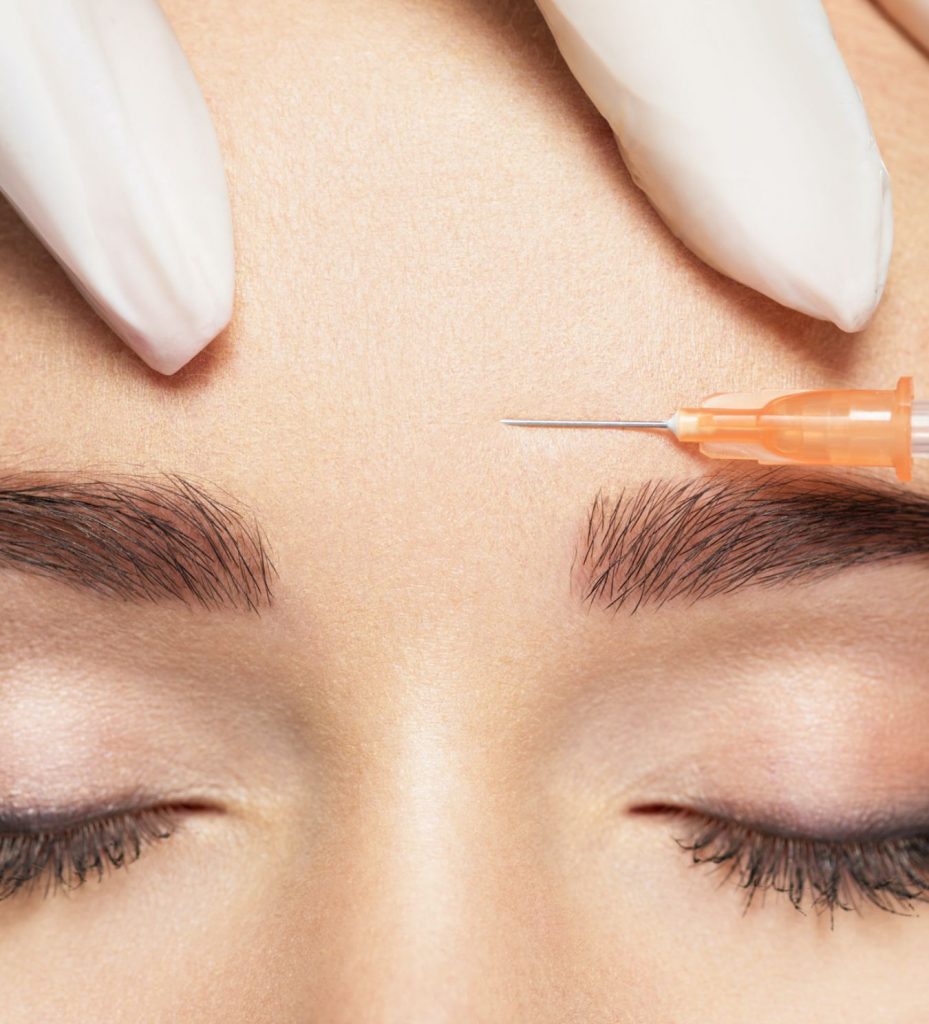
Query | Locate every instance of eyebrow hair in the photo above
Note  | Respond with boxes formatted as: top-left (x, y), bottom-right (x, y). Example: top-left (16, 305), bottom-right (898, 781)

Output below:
top-left (0, 472), bottom-right (274, 611)
top-left (578, 470), bottom-right (929, 613)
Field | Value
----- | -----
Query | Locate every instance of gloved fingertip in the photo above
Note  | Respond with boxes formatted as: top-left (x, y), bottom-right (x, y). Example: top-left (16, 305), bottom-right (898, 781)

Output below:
top-left (0, 0), bottom-right (235, 375)
top-left (126, 296), bottom-right (234, 377)
top-left (826, 158), bottom-right (894, 334)
top-left (537, 0), bottom-right (894, 330)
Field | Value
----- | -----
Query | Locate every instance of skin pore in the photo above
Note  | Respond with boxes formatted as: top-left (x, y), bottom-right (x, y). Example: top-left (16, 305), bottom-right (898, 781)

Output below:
top-left (1, 0), bottom-right (928, 1019)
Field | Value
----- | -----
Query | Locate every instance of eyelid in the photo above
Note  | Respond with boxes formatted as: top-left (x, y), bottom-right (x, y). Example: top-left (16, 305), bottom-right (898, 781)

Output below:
top-left (0, 789), bottom-right (222, 834)
top-left (2, 802), bottom-right (167, 835)
top-left (632, 800), bottom-right (929, 845)
top-left (0, 802), bottom-right (199, 903)
top-left (634, 804), bottom-right (929, 919)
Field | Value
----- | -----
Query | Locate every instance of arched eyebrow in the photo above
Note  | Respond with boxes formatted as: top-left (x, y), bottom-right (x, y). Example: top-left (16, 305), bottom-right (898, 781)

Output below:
top-left (578, 470), bottom-right (929, 613)
top-left (0, 472), bottom-right (274, 611)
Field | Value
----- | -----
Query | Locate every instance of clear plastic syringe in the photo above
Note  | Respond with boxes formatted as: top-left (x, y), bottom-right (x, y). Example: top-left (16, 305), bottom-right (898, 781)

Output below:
top-left (503, 377), bottom-right (929, 482)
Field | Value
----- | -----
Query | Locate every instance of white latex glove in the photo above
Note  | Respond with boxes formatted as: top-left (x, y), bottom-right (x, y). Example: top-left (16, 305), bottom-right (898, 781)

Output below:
top-left (2, 3), bottom-right (925, 374)
top-left (535, 0), bottom-right (929, 333)
top-left (0, 0), bottom-right (232, 375)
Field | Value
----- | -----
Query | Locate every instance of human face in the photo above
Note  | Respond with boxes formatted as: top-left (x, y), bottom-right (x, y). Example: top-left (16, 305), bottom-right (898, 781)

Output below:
top-left (1, 0), bottom-right (928, 1020)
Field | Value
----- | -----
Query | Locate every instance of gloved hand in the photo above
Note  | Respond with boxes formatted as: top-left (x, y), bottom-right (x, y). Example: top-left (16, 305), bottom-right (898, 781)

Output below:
top-left (0, 0), bottom-right (233, 376)
top-left (535, 0), bottom-right (928, 333)
top-left (1, 2), bottom-right (926, 376)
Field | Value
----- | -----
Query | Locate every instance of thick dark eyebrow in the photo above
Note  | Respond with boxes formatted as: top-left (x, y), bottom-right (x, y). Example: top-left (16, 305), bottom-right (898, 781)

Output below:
top-left (578, 470), bottom-right (929, 613)
top-left (0, 472), bottom-right (274, 611)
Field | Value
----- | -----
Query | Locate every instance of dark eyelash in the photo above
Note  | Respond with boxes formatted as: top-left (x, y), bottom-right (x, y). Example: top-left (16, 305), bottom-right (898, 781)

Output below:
top-left (671, 810), bottom-right (929, 920)
top-left (0, 807), bottom-right (180, 902)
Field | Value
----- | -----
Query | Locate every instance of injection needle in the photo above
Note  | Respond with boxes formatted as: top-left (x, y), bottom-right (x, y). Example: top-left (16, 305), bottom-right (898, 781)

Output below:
top-left (501, 418), bottom-right (671, 430)
top-left (501, 377), bottom-right (927, 483)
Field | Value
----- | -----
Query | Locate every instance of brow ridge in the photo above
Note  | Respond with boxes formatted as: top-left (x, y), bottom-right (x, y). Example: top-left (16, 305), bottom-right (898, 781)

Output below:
top-left (578, 470), bottom-right (929, 613)
top-left (0, 472), bottom-right (275, 611)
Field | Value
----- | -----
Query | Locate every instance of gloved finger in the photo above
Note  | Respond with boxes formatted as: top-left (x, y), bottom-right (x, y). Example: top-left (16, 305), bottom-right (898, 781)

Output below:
top-left (0, 0), bottom-right (234, 375)
top-left (872, 0), bottom-right (929, 54)
top-left (534, 0), bottom-right (892, 333)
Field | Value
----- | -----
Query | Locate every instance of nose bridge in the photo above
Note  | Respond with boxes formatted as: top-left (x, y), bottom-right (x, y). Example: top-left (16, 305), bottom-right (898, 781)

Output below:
top-left (378, 695), bottom-right (473, 938)
top-left (322, 671), bottom-right (533, 1022)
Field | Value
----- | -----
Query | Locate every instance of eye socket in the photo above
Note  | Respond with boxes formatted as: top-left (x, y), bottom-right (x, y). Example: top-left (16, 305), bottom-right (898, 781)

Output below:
top-left (0, 805), bottom-right (182, 903)
top-left (646, 806), bottom-right (929, 920)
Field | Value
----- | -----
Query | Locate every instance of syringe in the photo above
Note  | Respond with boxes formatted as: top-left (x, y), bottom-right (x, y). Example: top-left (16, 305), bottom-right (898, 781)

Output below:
top-left (503, 377), bottom-right (929, 482)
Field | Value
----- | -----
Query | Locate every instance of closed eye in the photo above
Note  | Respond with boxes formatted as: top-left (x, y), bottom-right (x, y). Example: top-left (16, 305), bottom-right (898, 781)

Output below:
top-left (634, 804), bottom-right (929, 921)
top-left (0, 802), bottom-right (203, 903)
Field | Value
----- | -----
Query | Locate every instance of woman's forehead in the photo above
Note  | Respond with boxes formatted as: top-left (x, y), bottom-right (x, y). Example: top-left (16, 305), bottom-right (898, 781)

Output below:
top-left (0, 0), bottom-right (924, 535)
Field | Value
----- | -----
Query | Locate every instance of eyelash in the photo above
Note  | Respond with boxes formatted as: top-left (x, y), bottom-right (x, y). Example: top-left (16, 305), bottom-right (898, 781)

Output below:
top-left (671, 810), bottom-right (929, 919)
top-left (0, 807), bottom-right (180, 903)
top-left (8, 802), bottom-right (928, 920)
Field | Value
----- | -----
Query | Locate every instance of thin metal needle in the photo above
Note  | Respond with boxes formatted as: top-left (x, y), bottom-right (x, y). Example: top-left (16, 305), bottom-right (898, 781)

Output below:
top-left (501, 418), bottom-right (671, 430)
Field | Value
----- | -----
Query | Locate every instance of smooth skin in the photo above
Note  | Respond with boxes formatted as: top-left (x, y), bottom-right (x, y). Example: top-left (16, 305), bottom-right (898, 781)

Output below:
top-left (1, 0), bottom-right (928, 1020)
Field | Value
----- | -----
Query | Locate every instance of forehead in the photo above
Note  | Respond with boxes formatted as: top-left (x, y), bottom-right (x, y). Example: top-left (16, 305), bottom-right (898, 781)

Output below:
top-left (0, 0), bottom-right (926, 641)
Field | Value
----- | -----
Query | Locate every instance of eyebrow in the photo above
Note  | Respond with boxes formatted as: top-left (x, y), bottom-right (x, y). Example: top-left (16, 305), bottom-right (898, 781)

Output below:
top-left (578, 470), bottom-right (929, 613)
top-left (0, 472), bottom-right (274, 611)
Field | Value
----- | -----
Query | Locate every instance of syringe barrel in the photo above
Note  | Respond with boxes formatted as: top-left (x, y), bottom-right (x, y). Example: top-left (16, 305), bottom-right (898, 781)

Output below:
top-left (675, 377), bottom-right (915, 481)
top-left (913, 401), bottom-right (929, 457)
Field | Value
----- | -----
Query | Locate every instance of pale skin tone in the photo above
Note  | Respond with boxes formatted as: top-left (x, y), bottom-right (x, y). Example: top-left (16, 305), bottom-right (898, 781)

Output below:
top-left (1, 0), bottom-right (929, 1019)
